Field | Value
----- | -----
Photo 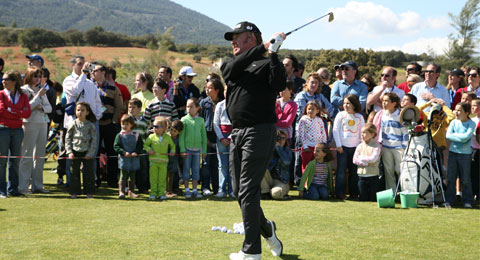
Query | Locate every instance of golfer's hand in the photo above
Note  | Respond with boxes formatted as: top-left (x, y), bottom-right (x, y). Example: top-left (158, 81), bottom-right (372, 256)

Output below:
top-left (264, 32), bottom-right (286, 53)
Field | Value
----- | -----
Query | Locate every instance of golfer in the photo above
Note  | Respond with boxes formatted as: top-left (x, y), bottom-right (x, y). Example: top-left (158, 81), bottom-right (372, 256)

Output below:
top-left (221, 21), bottom-right (286, 260)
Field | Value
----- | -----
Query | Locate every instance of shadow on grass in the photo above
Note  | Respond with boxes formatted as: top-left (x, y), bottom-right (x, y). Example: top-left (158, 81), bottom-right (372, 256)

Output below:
top-left (280, 253), bottom-right (302, 260)
top-left (0, 208), bottom-right (6, 211)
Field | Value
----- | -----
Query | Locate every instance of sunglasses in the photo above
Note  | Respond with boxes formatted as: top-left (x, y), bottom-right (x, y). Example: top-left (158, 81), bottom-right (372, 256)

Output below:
top-left (468, 73), bottom-right (478, 78)
top-left (341, 67), bottom-right (351, 71)
top-left (406, 68), bottom-right (415, 72)
top-left (152, 125), bottom-right (165, 129)
top-left (381, 74), bottom-right (390, 78)
top-left (424, 70), bottom-right (435, 74)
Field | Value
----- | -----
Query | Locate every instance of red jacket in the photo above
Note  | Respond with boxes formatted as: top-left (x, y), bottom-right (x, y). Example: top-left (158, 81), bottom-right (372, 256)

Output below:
top-left (0, 90), bottom-right (32, 128)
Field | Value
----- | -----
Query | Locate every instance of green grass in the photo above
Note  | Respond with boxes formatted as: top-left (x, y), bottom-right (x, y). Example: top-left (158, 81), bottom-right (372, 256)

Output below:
top-left (1, 160), bottom-right (479, 260)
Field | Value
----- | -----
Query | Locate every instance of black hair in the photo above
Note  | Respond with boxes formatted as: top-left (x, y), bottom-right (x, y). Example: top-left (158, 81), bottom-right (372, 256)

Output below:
top-left (344, 94), bottom-right (362, 113)
top-left (408, 62), bottom-right (422, 73)
top-left (154, 78), bottom-right (169, 91)
top-left (76, 102), bottom-right (96, 123)
top-left (405, 94), bottom-right (417, 105)
top-left (209, 78), bottom-right (225, 101)
top-left (160, 65), bottom-right (172, 76)
top-left (285, 55), bottom-right (299, 71)
top-left (129, 98), bottom-right (142, 109)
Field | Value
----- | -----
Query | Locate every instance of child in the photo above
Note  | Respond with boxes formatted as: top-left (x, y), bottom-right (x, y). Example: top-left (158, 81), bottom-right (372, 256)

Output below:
top-left (297, 143), bottom-right (333, 200)
top-left (461, 91), bottom-right (476, 105)
top-left (401, 93), bottom-right (427, 126)
top-left (261, 130), bottom-right (292, 200)
top-left (65, 102), bottom-right (97, 199)
top-left (113, 114), bottom-right (144, 199)
top-left (143, 79), bottom-right (179, 125)
top-left (297, 100), bottom-right (327, 173)
top-left (418, 98), bottom-right (455, 151)
top-left (143, 116), bottom-right (175, 200)
top-left (167, 120), bottom-right (184, 196)
top-left (179, 98), bottom-right (207, 198)
top-left (445, 102), bottom-right (476, 208)
top-left (275, 80), bottom-right (297, 141)
top-left (378, 92), bottom-right (408, 191)
top-left (353, 123), bottom-right (381, 201)
top-left (128, 98), bottom-right (150, 194)
top-left (332, 94), bottom-right (365, 200)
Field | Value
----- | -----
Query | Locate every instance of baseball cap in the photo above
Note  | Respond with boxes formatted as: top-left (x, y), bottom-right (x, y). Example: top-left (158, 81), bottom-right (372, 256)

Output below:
top-left (224, 21), bottom-right (261, 41)
top-left (340, 60), bottom-right (358, 70)
top-left (26, 54), bottom-right (44, 67)
top-left (449, 68), bottom-right (465, 77)
top-left (179, 66), bottom-right (197, 77)
top-left (334, 64), bottom-right (341, 70)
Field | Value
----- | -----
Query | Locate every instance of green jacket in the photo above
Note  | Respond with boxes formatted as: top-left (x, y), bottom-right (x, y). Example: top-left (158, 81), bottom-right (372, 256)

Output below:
top-left (297, 160), bottom-right (333, 195)
top-left (143, 133), bottom-right (175, 163)
top-left (179, 114), bottom-right (207, 153)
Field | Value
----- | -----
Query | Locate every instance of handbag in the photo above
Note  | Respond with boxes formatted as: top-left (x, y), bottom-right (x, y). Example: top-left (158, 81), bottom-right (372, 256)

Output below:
top-left (64, 90), bottom-right (84, 116)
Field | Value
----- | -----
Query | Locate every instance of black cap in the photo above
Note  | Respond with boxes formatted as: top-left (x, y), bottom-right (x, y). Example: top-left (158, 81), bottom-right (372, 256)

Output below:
top-left (340, 60), bottom-right (358, 70)
top-left (450, 68), bottom-right (465, 77)
top-left (334, 64), bottom-right (341, 70)
top-left (224, 21), bottom-right (261, 41)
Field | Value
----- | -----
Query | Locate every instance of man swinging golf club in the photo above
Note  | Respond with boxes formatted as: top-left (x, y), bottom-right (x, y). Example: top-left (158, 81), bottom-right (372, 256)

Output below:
top-left (221, 21), bottom-right (286, 260)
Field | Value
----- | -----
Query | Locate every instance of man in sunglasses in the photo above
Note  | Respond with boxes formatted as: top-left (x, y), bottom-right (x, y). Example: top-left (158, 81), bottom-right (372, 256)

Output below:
top-left (367, 67), bottom-right (405, 112)
top-left (331, 60), bottom-right (368, 111)
top-left (167, 66), bottom-right (200, 118)
top-left (410, 63), bottom-right (450, 109)
top-left (398, 62), bottom-right (422, 94)
top-left (451, 66), bottom-right (480, 109)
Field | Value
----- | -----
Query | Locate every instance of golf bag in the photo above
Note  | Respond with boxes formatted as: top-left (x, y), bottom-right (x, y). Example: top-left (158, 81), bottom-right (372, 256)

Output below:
top-left (399, 131), bottom-right (445, 205)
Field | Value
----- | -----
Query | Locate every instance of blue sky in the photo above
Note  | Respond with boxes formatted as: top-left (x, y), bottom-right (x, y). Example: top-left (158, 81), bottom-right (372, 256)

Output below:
top-left (171, 0), bottom-right (464, 55)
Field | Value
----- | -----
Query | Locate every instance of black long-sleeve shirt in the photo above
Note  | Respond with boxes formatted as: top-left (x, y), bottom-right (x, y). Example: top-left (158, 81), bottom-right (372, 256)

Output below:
top-left (221, 44), bottom-right (286, 128)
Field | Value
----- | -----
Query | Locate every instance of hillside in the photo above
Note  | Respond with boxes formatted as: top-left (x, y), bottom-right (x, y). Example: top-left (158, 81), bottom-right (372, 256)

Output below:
top-left (0, 0), bottom-right (231, 45)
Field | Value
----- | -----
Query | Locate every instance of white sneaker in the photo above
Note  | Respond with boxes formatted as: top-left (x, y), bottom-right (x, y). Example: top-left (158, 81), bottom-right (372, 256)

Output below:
top-left (203, 189), bottom-right (213, 196)
top-left (263, 220), bottom-right (283, 256)
top-left (215, 191), bottom-right (225, 198)
top-left (229, 251), bottom-right (261, 260)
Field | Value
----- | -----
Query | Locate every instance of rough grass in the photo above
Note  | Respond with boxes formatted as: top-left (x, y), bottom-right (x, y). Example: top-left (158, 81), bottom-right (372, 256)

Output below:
top-left (0, 161), bottom-right (478, 260)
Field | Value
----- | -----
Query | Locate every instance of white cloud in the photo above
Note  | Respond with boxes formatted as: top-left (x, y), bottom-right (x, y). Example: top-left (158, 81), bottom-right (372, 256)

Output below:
top-left (329, 1), bottom-right (448, 39)
top-left (374, 37), bottom-right (450, 55)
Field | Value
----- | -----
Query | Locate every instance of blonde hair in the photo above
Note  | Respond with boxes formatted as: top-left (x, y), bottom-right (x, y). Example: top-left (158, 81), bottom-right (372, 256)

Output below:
top-left (154, 116), bottom-right (169, 128)
top-left (362, 123), bottom-right (377, 138)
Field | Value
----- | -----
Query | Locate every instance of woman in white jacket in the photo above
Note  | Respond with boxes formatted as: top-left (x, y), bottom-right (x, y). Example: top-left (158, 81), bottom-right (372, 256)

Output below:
top-left (19, 67), bottom-right (52, 194)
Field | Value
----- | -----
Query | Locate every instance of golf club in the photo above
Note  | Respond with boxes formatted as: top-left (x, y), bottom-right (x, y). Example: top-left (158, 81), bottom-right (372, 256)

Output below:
top-left (270, 12), bottom-right (334, 43)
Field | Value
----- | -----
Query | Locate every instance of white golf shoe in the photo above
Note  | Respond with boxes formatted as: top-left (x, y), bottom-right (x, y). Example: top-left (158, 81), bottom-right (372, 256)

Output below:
top-left (229, 251), bottom-right (261, 260)
top-left (263, 220), bottom-right (283, 256)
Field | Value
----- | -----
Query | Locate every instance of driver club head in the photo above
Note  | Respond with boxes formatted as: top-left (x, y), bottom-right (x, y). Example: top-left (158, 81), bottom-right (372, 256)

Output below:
top-left (328, 12), bottom-right (334, 22)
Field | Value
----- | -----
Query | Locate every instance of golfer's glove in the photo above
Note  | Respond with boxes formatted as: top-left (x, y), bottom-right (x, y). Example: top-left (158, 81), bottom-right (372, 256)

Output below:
top-left (269, 35), bottom-right (283, 53)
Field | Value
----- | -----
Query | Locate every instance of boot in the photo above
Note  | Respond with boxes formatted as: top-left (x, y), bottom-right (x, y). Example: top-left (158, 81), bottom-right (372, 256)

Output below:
top-left (118, 181), bottom-right (125, 199)
top-left (128, 181), bottom-right (139, 198)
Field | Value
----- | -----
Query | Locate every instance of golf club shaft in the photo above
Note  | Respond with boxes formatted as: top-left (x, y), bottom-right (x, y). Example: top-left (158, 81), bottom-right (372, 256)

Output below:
top-left (270, 12), bottom-right (333, 43)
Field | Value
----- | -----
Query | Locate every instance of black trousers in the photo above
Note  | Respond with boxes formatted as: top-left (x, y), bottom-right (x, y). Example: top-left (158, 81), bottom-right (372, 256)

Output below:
top-left (98, 123), bottom-right (120, 186)
top-left (230, 123), bottom-right (276, 254)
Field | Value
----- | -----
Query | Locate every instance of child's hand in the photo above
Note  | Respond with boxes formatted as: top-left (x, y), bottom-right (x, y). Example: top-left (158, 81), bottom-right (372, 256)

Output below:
top-left (131, 152), bottom-right (137, 157)
top-left (168, 152), bottom-right (175, 156)
top-left (221, 139), bottom-right (230, 146)
top-left (124, 152), bottom-right (131, 157)
top-left (337, 147), bottom-right (344, 154)
top-left (148, 150), bottom-right (155, 155)
top-left (181, 153), bottom-right (187, 158)
top-left (298, 191), bottom-right (304, 198)
top-left (68, 153), bottom-right (74, 160)
top-left (202, 153), bottom-right (207, 160)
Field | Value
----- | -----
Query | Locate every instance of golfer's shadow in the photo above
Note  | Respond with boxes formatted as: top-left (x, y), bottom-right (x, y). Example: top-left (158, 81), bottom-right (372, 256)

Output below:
top-left (280, 254), bottom-right (302, 260)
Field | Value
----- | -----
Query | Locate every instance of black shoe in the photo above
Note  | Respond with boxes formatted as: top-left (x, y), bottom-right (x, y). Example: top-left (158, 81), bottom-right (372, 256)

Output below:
top-left (8, 192), bottom-right (25, 197)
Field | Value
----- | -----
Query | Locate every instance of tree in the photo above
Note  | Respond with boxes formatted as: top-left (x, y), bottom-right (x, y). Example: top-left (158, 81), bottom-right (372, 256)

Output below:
top-left (18, 28), bottom-right (65, 51)
top-left (445, 0), bottom-right (480, 67)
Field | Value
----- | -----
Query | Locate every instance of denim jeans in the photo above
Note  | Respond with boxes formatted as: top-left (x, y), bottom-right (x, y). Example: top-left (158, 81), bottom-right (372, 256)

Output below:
top-left (335, 146), bottom-right (358, 198)
top-left (0, 128), bottom-right (24, 196)
top-left (216, 135), bottom-right (232, 194)
top-left (304, 183), bottom-right (329, 200)
top-left (358, 176), bottom-right (379, 202)
top-left (182, 149), bottom-right (200, 181)
top-left (446, 151), bottom-right (473, 205)
top-left (200, 144), bottom-right (218, 192)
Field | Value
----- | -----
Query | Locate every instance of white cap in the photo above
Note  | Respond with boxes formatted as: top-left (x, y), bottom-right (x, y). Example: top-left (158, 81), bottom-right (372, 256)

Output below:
top-left (179, 66), bottom-right (197, 76)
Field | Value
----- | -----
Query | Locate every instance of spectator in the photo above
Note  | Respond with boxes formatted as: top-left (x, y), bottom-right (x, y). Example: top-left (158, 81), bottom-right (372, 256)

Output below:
top-left (446, 69), bottom-right (467, 105)
top-left (360, 73), bottom-right (377, 93)
top-left (143, 79), bottom-right (178, 124)
top-left (199, 78), bottom-right (224, 196)
top-left (157, 65), bottom-right (173, 99)
top-left (275, 80), bottom-right (297, 140)
top-left (297, 143), bottom-right (333, 200)
top-left (367, 67), bottom-right (404, 113)
top-left (331, 60), bottom-right (368, 111)
top-left (283, 55), bottom-right (303, 94)
top-left (470, 98), bottom-right (480, 201)
top-left (18, 67), bottom-right (52, 194)
top-left (168, 66), bottom-right (200, 118)
top-left (294, 72), bottom-right (336, 121)
top-left (333, 64), bottom-right (342, 81)
top-left (92, 63), bottom-right (125, 188)
top-left (26, 54), bottom-right (44, 68)
top-left (131, 72), bottom-right (154, 113)
top-left (40, 67), bottom-right (58, 122)
top-left (410, 63), bottom-right (450, 109)
top-left (0, 70), bottom-right (32, 198)
top-left (0, 57), bottom-right (5, 90)
top-left (452, 67), bottom-right (480, 109)
top-left (316, 67), bottom-right (332, 103)
top-left (213, 86), bottom-right (233, 198)
top-left (397, 62), bottom-right (423, 93)
top-left (167, 120), bottom-right (184, 196)
top-left (106, 67), bottom-right (130, 110)
top-left (128, 98), bottom-right (150, 194)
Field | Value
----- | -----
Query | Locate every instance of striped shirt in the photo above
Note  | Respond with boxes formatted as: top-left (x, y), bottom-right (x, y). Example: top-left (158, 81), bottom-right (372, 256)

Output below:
top-left (380, 109), bottom-right (408, 149)
top-left (312, 162), bottom-right (329, 186)
top-left (143, 97), bottom-right (179, 124)
top-left (130, 115), bottom-right (149, 142)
